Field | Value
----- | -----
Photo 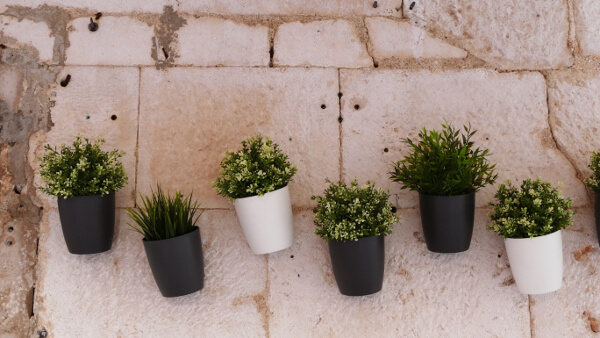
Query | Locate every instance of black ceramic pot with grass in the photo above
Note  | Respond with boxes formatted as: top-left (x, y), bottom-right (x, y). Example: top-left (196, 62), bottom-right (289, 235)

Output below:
top-left (328, 235), bottom-right (385, 296)
top-left (143, 226), bottom-right (204, 298)
top-left (419, 192), bottom-right (475, 253)
top-left (57, 192), bottom-right (116, 255)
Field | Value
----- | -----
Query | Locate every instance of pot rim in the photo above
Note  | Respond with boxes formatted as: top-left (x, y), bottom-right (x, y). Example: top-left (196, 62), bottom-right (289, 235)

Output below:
top-left (58, 191), bottom-right (116, 200)
top-left (329, 234), bottom-right (385, 244)
top-left (233, 184), bottom-right (289, 202)
top-left (142, 226), bottom-right (200, 243)
top-left (418, 191), bottom-right (476, 198)
top-left (504, 229), bottom-right (562, 242)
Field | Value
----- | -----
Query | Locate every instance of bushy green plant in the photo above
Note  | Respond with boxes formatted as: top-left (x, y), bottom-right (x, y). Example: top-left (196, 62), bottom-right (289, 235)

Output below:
top-left (127, 185), bottom-right (201, 241)
top-left (212, 135), bottom-right (298, 199)
top-left (389, 123), bottom-right (497, 196)
top-left (584, 151), bottom-right (600, 192)
top-left (312, 179), bottom-right (400, 242)
top-left (38, 136), bottom-right (128, 197)
top-left (488, 178), bottom-right (575, 239)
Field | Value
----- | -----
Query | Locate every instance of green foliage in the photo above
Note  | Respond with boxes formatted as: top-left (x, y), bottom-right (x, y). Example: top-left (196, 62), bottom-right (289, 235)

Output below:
top-left (127, 185), bottom-right (201, 241)
top-left (312, 179), bottom-right (400, 242)
top-left (584, 151), bottom-right (600, 192)
top-left (389, 123), bottom-right (498, 196)
top-left (38, 136), bottom-right (128, 197)
top-left (212, 135), bottom-right (298, 199)
top-left (488, 178), bottom-right (575, 239)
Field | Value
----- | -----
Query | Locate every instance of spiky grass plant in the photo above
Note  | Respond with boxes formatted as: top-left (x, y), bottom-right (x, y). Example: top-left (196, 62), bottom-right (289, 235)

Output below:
top-left (127, 185), bottom-right (202, 241)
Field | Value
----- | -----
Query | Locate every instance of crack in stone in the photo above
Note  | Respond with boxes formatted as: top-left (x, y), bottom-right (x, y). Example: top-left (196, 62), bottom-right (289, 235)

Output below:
top-left (361, 16), bottom-right (378, 68)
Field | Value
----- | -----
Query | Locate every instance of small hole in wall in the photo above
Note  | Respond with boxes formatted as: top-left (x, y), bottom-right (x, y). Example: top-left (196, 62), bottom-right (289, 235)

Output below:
top-left (269, 63), bottom-right (273, 68)
top-left (486, 137), bottom-right (489, 140)
top-left (39, 206), bottom-right (44, 210)
top-left (498, 254), bottom-right (502, 258)
top-left (95, 12), bottom-right (102, 20)
top-left (338, 116), bottom-right (343, 123)
top-left (409, 2), bottom-right (416, 10)
top-left (0, 44), bottom-right (6, 49)
top-left (289, 137), bottom-right (292, 141)
top-left (8, 226), bottom-right (14, 232)
top-left (338, 92), bottom-right (343, 98)
top-left (391, 206), bottom-right (397, 213)
top-left (162, 48), bottom-right (169, 59)
top-left (297, 274), bottom-right (300, 277)
top-left (7, 240), bottom-right (13, 246)
top-left (373, 1), bottom-right (378, 8)
top-left (60, 74), bottom-right (71, 87)
top-left (290, 255), bottom-right (294, 259)
top-left (88, 18), bottom-right (99, 32)
top-left (374, 62), bottom-right (379, 68)
top-left (13, 185), bottom-right (21, 194)
top-left (86, 115), bottom-right (90, 120)
top-left (110, 115), bottom-right (117, 121)
top-left (384, 147), bottom-right (389, 153)
top-left (321, 104), bottom-right (326, 109)
top-left (269, 47), bottom-right (274, 59)
top-left (354, 104), bottom-right (360, 110)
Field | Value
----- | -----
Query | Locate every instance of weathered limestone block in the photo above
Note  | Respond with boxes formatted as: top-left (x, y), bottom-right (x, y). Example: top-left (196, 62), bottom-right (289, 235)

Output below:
top-left (177, 17), bottom-right (269, 67)
top-left (529, 209), bottom-right (600, 336)
top-left (268, 210), bottom-right (529, 336)
top-left (364, 0), bottom-right (403, 17)
top-left (366, 17), bottom-right (467, 60)
top-left (0, 16), bottom-right (54, 63)
top-left (404, 0), bottom-right (572, 70)
top-left (0, 0), bottom-right (174, 14)
top-left (0, 67), bottom-right (22, 111)
top-left (66, 17), bottom-right (154, 66)
top-left (179, 0), bottom-right (364, 15)
top-left (274, 20), bottom-right (372, 68)
top-left (138, 68), bottom-right (340, 208)
top-left (35, 209), bottom-right (268, 336)
top-left (34, 67), bottom-right (139, 208)
top-left (574, 0), bottom-right (600, 56)
top-left (340, 69), bottom-right (587, 209)
top-left (548, 71), bottom-right (600, 184)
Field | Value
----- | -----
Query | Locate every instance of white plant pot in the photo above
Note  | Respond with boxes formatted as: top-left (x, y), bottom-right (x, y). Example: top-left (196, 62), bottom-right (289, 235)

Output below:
top-left (233, 185), bottom-right (294, 255)
top-left (504, 230), bottom-right (563, 295)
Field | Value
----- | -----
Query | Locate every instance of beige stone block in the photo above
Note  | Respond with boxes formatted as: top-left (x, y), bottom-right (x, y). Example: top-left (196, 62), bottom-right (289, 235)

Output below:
top-left (340, 69), bottom-right (587, 208)
top-left (404, 0), bottom-right (572, 70)
top-left (548, 71), bottom-right (600, 184)
top-left (177, 17), bottom-right (269, 67)
top-left (274, 20), bottom-right (372, 68)
top-left (0, 16), bottom-right (54, 62)
top-left (138, 68), bottom-right (340, 208)
top-left (364, 0), bottom-right (403, 17)
top-left (66, 17), bottom-right (154, 66)
top-left (575, 0), bottom-right (600, 56)
top-left (178, 0), bottom-right (363, 15)
top-left (0, 0), bottom-right (174, 13)
top-left (366, 17), bottom-right (467, 60)
top-left (35, 209), bottom-right (268, 336)
top-left (268, 210), bottom-right (530, 336)
top-left (0, 67), bottom-right (22, 111)
top-left (36, 67), bottom-right (139, 208)
top-left (529, 209), bottom-right (600, 336)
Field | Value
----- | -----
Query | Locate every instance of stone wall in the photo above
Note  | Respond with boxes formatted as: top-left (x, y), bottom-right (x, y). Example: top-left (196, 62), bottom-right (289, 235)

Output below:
top-left (2, 0), bottom-right (600, 336)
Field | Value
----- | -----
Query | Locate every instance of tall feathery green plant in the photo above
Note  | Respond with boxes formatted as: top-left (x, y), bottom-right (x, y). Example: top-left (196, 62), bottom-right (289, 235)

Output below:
top-left (127, 185), bottom-right (201, 241)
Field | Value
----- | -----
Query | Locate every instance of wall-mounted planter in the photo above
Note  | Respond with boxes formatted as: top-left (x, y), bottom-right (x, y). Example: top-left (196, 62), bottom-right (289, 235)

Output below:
top-left (234, 185), bottom-right (294, 255)
top-left (418, 192), bottom-right (475, 253)
top-left (143, 226), bottom-right (204, 298)
top-left (504, 230), bottom-right (563, 295)
top-left (328, 235), bottom-right (385, 296)
top-left (595, 192), bottom-right (600, 246)
top-left (57, 192), bottom-right (115, 254)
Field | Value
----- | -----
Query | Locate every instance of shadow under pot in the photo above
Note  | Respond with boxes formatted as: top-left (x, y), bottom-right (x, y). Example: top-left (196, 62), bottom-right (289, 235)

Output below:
top-left (57, 192), bottom-right (115, 255)
top-left (328, 235), bottom-right (385, 296)
top-left (418, 192), bottom-right (475, 253)
top-left (143, 226), bottom-right (204, 298)
top-left (504, 230), bottom-right (563, 295)
top-left (233, 185), bottom-right (294, 255)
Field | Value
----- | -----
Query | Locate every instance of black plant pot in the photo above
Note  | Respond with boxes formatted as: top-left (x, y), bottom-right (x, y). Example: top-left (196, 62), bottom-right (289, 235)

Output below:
top-left (419, 192), bottom-right (475, 253)
top-left (143, 227), bottom-right (204, 298)
top-left (328, 235), bottom-right (385, 296)
top-left (595, 192), bottom-right (600, 247)
top-left (57, 192), bottom-right (115, 255)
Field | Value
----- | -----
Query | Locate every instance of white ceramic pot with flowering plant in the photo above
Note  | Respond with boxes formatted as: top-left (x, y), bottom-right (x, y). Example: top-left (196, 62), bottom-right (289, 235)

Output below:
top-left (488, 178), bottom-right (575, 295)
top-left (213, 135), bottom-right (297, 254)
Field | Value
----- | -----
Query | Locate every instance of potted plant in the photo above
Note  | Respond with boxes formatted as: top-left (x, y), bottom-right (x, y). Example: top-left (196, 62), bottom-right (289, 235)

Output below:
top-left (488, 178), bottom-right (575, 295)
top-left (312, 179), bottom-right (400, 296)
top-left (390, 123), bottom-right (497, 253)
top-left (38, 136), bottom-right (128, 254)
top-left (127, 185), bottom-right (204, 298)
top-left (584, 151), bottom-right (600, 246)
top-left (213, 135), bottom-right (298, 255)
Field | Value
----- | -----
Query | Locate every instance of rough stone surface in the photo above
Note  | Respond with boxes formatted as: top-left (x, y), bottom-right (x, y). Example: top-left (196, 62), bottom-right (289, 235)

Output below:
top-left (340, 69), bottom-right (588, 208)
top-left (177, 17), bottom-right (269, 67)
top-left (404, 0), bottom-right (573, 70)
top-left (0, 16), bottom-right (54, 63)
top-left (529, 209), bottom-right (600, 336)
top-left (0, 0), bottom-right (175, 13)
top-left (574, 0), bottom-right (600, 56)
top-left (0, 67), bottom-right (22, 111)
top-left (66, 17), bottom-right (154, 66)
top-left (35, 208), bottom-right (268, 336)
top-left (548, 71), bottom-right (600, 185)
top-left (33, 67), bottom-right (139, 208)
top-left (274, 20), bottom-right (372, 68)
top-left (366, 17), bottom-right (467, 60)
top-left (268, 209), bottom-right (529, 336)
top-left (178, 0), bottom-right (364, 15)
top-left (138, 67), bottom-right (339, 209)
